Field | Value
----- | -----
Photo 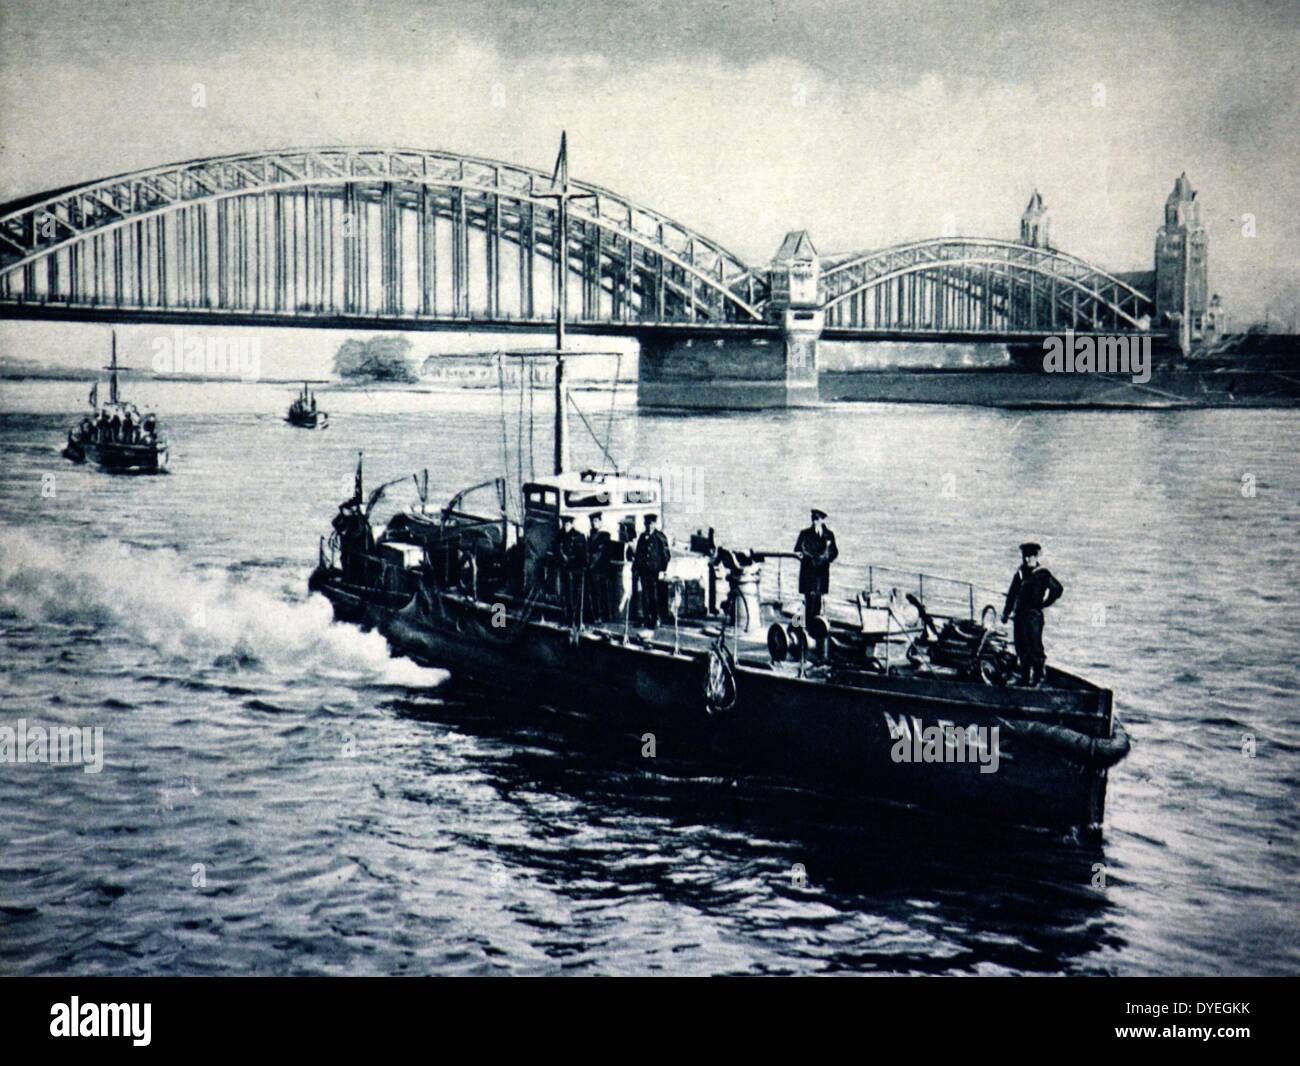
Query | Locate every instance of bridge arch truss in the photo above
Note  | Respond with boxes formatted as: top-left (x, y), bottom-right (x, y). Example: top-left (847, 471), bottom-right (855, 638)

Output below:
top-left (818, 238), bottom-right (1154, 333)
top-left (0, 147), bottom-right (767, 327)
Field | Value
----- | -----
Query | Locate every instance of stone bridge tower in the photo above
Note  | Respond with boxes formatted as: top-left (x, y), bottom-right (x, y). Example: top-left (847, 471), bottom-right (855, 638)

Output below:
top-left (637, 230), bottom-right (825, 409)
top-left (1020, 190), bottom-right (1051, 248)
top-left (767, 230), bottom-right (823, 406)
top-left (1155, 173), bottom-right (1209, 353)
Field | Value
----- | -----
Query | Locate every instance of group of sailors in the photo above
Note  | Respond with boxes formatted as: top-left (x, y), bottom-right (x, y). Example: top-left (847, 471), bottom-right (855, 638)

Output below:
top-left (551, 504), bottom-right (1066, 688)
top-left (71, 406), bottom-right (158, 447)
top-left (553, 511), bottom-right (672, 630)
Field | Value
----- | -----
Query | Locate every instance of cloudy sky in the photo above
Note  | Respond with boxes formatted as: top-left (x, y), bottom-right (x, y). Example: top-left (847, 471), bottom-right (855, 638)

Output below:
top-left (1, 0), bottom-right (1296, 322)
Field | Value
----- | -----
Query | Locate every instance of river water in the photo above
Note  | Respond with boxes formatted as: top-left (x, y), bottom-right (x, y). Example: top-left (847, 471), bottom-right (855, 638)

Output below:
top-left (0, 376), bottom-right (1296, 975)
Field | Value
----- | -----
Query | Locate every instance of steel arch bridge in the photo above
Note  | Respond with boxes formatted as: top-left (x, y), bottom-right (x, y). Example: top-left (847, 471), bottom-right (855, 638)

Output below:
top-left (0, 146), bottom-right (768, 329)
top-left (817, 238), bottom-right (1153, 335)
top-left (0, 146), bottom-right (1155, 339)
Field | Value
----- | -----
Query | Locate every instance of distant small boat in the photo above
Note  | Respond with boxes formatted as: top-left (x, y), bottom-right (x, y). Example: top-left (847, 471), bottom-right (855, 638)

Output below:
top-left (287, 382), bottom-right (327, 428)
top-left (63, 331), bottom-right (169, 473)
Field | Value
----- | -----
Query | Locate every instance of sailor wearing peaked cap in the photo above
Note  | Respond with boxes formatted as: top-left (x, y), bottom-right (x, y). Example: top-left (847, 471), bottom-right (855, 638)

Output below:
top-left (556, 514), bottom-right (589, 630)
top-left (794, 508), bottom-right (838, 621)
top-left (1002, 541), bottom-right (1064, 687)
top-left (633, 514), bottom-right (671, 628)
top-left (585, 511), bottom-right (616, 623)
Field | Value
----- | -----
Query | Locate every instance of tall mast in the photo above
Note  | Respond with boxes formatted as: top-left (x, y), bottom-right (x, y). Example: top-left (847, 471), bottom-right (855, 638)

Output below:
top-left (555, 186), bottom-right (569, 475)
top-left (539, 131), bottom-right (594, 476)
top-left (109, 329), bottom-right (119, 404)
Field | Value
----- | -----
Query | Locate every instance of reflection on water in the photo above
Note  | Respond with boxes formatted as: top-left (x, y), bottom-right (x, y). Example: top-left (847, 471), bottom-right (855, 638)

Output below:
top-left (0, 379), bottom-right (1296, 975)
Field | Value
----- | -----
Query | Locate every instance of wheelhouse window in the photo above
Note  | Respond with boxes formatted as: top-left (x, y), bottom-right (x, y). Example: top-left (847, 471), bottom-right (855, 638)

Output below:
top-left (564, 490), bottom-right (611, 509)
top-left (524, 486), bottom-right (559, 511)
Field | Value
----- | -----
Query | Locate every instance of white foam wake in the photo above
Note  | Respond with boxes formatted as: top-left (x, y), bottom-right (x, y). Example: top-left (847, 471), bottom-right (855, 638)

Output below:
top-left (0, 525), bottom-right (448, 688)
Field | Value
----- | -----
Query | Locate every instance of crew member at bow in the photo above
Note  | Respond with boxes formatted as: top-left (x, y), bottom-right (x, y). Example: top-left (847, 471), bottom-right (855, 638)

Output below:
top-left (1001, 541), bottom-right (1064, 687)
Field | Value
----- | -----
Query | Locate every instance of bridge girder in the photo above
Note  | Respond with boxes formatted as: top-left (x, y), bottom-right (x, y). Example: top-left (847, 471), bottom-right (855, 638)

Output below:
top-left (816, 237), bottom-right (1154, 331)
top-left (0, 147), bottom-right (766, 324)
top-left (0, 153), bottom-right (1160, 339)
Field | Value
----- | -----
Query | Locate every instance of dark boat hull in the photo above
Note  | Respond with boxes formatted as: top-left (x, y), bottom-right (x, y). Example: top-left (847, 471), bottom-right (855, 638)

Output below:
top-left (311, 569), bottom-right (1118, 832)
top-left (287, 410), bottom-right (326, 428)
top-left (63, 439), bottom-right (168, 472)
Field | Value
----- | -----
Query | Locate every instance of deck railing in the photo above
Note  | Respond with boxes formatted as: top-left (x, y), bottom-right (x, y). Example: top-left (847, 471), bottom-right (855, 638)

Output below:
top-left (754, 552), bottom-right (1005, 625)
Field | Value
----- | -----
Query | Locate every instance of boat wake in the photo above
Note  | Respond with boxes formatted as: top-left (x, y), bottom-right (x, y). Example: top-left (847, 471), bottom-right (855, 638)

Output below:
top-left (0, 524), bottom-right (448, 689)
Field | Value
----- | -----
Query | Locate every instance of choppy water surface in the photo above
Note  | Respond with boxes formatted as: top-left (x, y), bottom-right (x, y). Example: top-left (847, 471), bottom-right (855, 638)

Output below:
top-left (0, 376), bottom-right (1296, 975)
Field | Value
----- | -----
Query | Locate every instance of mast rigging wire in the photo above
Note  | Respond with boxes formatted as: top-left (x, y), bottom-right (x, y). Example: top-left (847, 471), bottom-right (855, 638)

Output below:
top-left (527, 358), bottom-right (536, 480)
top-left (496, 352), bottom-right (515, 518)
top-left (604, 352), bottom-right (622, 472)
top-left (516, 353), bottom-right (525, 491)
top-left (567, 392), bottom-right (619, 470)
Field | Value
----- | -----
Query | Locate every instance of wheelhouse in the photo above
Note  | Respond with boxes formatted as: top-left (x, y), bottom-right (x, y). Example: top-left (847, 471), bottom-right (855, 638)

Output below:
top-left (521, 469), bottom-right (663, 588)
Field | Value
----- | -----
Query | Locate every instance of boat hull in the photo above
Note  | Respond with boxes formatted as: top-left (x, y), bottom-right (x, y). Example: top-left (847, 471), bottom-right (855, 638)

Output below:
top-left (312, 569), bottom-right (1117, 832)
top-left (63, 439), bottom-right (169, 472)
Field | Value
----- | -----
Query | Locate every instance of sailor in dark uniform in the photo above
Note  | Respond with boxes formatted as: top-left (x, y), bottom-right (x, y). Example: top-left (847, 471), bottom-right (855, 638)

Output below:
top-left (794, 508), bottom-right (838, 621)
top-left (633, 514), bottom-right (671, 628)
top-left (585, 512), bottom-right (615, 623)
top-left (556, 514), bottom-right (588, 628)
top-left (1001, 542), bottom-right (1064, 687)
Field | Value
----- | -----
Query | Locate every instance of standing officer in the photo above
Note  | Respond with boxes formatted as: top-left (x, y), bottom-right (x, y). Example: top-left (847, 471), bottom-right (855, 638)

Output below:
top-left (633, 514), bottom-right (671, 628)
top-left (556, 515), bottom-right (589, 629)
top-left (794, 508), bottom-right (838, 621)
top-left (1001, 541), bottom-right (1064, 687)
top-left (586, 512), bottom-right (615, 623)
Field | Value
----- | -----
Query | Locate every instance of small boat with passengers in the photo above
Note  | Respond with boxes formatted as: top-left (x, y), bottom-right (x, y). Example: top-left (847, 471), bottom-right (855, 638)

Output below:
top-left (63, 331), bottom-right (168, 473)
top-left (287, 382), bottom-right (327, 428)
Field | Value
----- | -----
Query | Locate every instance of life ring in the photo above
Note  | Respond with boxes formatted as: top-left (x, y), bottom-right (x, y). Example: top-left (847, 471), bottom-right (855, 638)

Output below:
top-left (704, 643), bottom-right (737, 715)
top-left (457, 548), bottom-right (478, 595)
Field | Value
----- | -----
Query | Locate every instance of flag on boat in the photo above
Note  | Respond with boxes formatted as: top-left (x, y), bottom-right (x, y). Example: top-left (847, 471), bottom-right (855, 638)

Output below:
top-left (88, 382), bottom-right (98, 407)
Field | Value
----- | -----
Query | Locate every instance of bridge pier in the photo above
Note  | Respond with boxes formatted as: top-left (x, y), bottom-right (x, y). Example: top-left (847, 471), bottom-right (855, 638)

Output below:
top-left (636, 315), bottom-right (823, 410)
top-left (636, 326), bottom-right (807, 409)
top-left (637, 230), bottom-right (825, 410)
